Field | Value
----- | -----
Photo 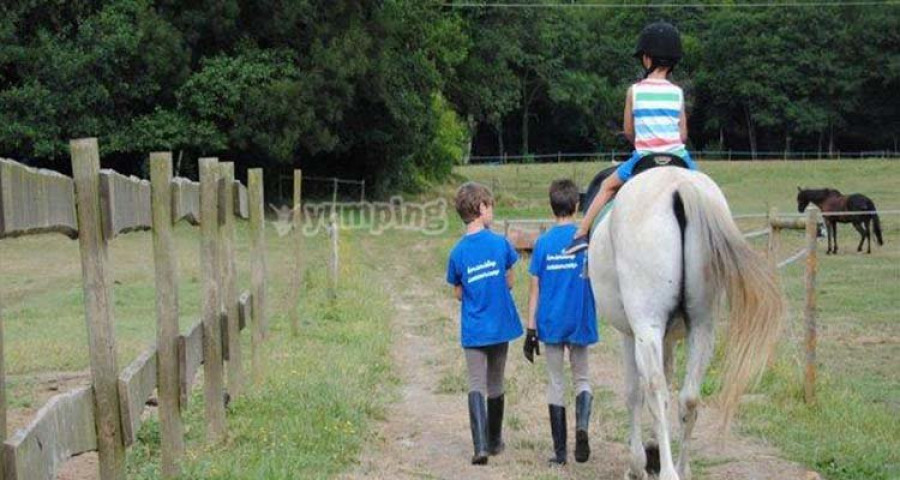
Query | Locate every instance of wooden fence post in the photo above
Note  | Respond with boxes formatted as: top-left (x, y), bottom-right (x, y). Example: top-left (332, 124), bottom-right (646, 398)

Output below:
top-left (149, 152), bottom-right (184, 478)
top-left (332, 177), bottom-right (338, 206)
top-left (290, 169), bottom-right (303, 337)
top-left (766, 207), bottom-right (780, 271)
top-left (199, 157), bottom-right (226, 443)
top-left (70, 138), bottom-right (126, 480)
top-left (219, 163), bottom-right (242, 398)
top-left (804, 206), bottom-right (819, 404)
top-left (248, 169), bottom-right (267, 383)
top-left (328, 212), bottom-right (339, 300)
top-left (0, 298), bottom-right (5, 478)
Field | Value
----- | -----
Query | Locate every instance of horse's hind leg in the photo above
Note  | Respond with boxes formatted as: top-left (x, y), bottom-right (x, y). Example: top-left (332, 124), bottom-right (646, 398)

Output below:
top-left (633, 326), bottom-right (679, 480)
top-left (664, 333), bottom-right (679, 389)
top-left (832, 220), bottom-right (839, 254)
top-left (675, 317), bottom-right (715, 480)
top-left (642, 330), bottom-right (679, 476)
top-left (863, 215), bottom-right (872, 253)
top-left (622, 335), bottom-right (648, 480)
top-left (853, 219), bottom-right (871, 253)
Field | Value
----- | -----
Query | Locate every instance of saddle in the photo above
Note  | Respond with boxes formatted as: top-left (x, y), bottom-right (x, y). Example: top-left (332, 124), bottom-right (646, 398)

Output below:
top-left (579, 152), bottom-right (690, 215)
top-left (629, 152), bottom-right (690, 177)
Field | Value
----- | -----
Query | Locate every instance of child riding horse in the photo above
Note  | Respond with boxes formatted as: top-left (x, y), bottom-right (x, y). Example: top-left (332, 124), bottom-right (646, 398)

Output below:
top-left (796, 187), bottom-right (884, 254)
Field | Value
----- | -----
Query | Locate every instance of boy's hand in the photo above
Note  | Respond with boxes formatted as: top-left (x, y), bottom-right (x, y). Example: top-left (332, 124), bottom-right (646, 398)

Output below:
top-left (523, 328), bottom-right (540, 363)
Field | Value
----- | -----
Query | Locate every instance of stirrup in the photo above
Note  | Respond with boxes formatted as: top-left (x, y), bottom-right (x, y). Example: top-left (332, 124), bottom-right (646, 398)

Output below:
top-left (564, 235), bottom-right (589, 255)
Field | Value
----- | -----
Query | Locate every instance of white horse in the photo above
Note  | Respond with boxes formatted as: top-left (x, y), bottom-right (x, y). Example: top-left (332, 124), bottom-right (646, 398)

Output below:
top-left (588, 167), bottom-right (784, 480)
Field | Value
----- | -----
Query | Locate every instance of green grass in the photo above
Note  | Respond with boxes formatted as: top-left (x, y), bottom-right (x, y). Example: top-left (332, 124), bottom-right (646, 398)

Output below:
top-left (3, 159), bottom-right (897, 478)
top-left (1, 221), bottom-right (395, 479)
top-left (459, 159), bottom-right (900, 220)
top-left (454, 159), bottom-right (900, 480)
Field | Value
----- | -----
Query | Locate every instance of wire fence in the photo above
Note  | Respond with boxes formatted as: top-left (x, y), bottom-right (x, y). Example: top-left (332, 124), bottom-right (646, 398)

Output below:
top-left (444, 1), bottom-right (900, 8)
top-left (276, 173), bottom-right (366, 204)
top-left (466, 150), bottom-right (900, 165)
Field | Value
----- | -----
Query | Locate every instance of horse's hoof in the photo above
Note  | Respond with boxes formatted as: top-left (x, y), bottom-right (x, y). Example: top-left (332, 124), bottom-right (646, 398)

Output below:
top-left (625, 469), bottom-right (649, 480)
top-left (645, 443), bottom-right (661, 476)
top-left (678, 462), bottom-right (692, 480)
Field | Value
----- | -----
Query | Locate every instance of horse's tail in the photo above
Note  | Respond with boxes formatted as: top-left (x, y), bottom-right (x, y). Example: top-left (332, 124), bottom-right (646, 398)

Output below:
top-left (873, 215), bottom-right (884, 245)
top-left (677, 181), bottom-right (785, 429)
top-left (868, 199), bottom-right (884, 245)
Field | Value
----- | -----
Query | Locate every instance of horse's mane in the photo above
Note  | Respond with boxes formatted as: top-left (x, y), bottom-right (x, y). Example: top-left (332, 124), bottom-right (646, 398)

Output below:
top-left (799, 187), bottom-right (843, 202)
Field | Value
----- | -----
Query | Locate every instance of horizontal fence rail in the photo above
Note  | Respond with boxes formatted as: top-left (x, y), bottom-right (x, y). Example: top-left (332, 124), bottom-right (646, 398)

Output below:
top-left (3, 386), bottom-right (96, 480)
top-left (0, 159), bottom-right (78, 239)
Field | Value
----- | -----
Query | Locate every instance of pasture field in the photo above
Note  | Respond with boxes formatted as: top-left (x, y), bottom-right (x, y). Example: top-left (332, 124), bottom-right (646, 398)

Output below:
top-left (454, 159), bottom-right (900, 480)
top-left (0, 222), bottom-right (394, 478)
top-left (0, 159), bottom-right (896, 479)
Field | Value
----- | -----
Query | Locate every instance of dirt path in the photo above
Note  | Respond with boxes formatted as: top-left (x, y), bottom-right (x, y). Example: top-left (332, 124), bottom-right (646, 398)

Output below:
top-left (345, 233), bottom-right (816, 480)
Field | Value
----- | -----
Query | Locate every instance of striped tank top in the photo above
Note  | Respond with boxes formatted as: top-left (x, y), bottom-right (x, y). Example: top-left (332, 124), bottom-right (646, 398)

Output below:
top-left (632, 79), bottom-right (686, 156)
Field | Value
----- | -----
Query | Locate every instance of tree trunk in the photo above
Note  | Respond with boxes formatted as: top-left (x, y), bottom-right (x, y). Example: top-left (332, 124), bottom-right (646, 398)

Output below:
top-left (495, 121), bottom-right (505, 158)
top-left (744, 105), bottom-right (757, 160)
top-left (828, 122), bottom-right (835, 158)
top-left (817, 131), bottom-right (824, 159)
top-left (785, 131), bottom-right (791, 160)
top-left (175, 150), bottom-right (184, 177)
top-left (464, 115), bottom-right (475, 164)
top-left (521, 104), bottom-right (529, 157)
top-left (521, 77), bottom-right (540, 158)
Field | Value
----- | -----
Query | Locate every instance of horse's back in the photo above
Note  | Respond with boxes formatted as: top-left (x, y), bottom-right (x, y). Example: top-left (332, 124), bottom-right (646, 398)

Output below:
top-left (846, 193), bottom-right (876, 212)
top-left (613, 167), bottom-right (727, 227)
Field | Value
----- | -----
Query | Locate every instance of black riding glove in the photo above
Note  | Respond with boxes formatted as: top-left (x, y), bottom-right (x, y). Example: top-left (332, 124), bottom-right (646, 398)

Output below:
top-left (523, 328), bottom-right (540, 363)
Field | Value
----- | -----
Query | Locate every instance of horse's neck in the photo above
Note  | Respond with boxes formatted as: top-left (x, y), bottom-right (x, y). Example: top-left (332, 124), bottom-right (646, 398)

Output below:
top-left (809, 190), bottom-right (842, 209)
top-left (809, 196), bottom-right (828, 209)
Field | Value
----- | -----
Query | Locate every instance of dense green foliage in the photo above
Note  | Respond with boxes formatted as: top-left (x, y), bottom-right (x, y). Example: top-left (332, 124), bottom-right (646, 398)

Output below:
top-left (1, 1), bottom-right (898, 191)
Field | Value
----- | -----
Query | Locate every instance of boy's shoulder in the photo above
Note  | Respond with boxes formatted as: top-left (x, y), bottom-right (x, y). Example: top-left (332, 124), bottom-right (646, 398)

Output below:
top-left (538, 223), bottom-right (575, 239)
top-left (535, 224), bottom-right (574, 251)
top-left (450, 229), bottom-right (508, 254)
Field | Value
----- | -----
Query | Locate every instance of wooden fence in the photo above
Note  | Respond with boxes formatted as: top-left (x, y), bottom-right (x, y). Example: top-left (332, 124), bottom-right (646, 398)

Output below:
top-left (0, 138), bottom-right (269, 479)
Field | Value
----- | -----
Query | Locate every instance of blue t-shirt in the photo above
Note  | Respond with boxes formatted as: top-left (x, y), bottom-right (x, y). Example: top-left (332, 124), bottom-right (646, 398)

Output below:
top-left (529, 224), bottom-right (599, 346)
top-left (446, 229), bottom-right (524, 348)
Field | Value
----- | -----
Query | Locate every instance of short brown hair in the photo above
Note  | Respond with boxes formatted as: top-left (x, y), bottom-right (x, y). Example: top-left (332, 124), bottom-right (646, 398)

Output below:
top-left (549, 179), bottom-right (579, 217)
top-left (454, 182), bottom-right (493, 224)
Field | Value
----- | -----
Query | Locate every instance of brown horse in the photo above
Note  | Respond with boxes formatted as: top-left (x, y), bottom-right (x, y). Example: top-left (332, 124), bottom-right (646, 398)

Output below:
top-left (797, 187), bottom-right (884, 254)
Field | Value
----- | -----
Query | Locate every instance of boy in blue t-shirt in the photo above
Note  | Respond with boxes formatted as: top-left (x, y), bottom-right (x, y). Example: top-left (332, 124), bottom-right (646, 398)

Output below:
top-left (446, 182), bottom-right (523, 465)
top-left (524, 179), bottom-right (599, 465)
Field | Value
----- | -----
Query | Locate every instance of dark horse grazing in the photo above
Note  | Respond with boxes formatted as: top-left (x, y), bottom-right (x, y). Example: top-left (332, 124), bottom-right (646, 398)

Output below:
top-left (797, 187), bottom-right (884, 254)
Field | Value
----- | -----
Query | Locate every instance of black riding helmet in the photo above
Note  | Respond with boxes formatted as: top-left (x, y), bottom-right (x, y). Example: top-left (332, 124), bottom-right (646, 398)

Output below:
top-left (634, 21), bottom-right (683, 76)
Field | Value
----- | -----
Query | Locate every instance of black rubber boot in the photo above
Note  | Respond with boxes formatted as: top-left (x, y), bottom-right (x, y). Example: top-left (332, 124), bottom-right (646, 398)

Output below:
top-left (548, 404), bottom-right (567, 465)
top-left (574, 391), bottom-right (593, 463)
top-left (487, 394), bottom-right (505, 455)
top-left (468, 392), bottom-right (489, 465)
